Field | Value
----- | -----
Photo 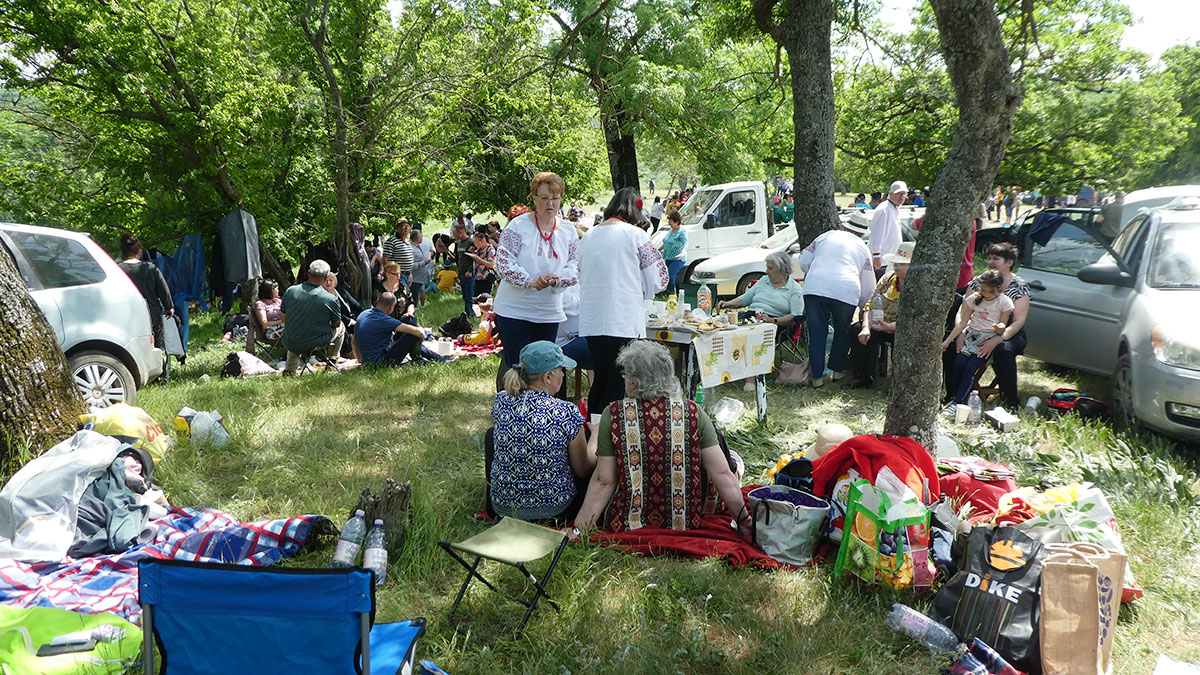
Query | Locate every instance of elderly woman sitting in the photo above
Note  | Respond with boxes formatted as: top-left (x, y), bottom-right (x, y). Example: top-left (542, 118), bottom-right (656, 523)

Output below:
top-left (573, 341), bottom-right (750, 538)
top-left (488, 341), bottom-right (594, 522)
top-left (716, 250), bottom-right (804, 326)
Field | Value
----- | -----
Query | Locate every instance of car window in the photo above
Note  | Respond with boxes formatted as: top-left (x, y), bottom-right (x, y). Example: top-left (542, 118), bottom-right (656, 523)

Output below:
top-left (1147, 221), bottom-right (1200, 289)
top-left (1027, 221), bottom-right (1108, 275)
top-left (1110, 214), bottom-right (1145, 260)
top-left (0, 237), bottom-right (41, 289)
top-left (678, 190), bottom-right (720, 227)
top-left (7, 231), bottom-right (108, 288)
top-left (760, 227), bottom-right (798, 249)
top-left (714, 190), bottom-right (757, 228)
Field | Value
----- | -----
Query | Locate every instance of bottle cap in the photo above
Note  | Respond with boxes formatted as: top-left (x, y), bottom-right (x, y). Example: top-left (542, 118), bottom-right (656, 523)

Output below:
top-left (355, 509), bottom-right (365, 516)
top-left (374, 519), bottom-right (383, 526)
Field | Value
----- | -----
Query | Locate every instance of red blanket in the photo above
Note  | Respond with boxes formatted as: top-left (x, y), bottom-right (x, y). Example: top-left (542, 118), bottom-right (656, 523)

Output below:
top-left (588, 486), bottom-right (790, 570)
top-left (811, 434), bottom-right (939, 504)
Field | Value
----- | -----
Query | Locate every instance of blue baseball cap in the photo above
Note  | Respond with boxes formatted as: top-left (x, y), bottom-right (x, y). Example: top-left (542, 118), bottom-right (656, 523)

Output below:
top-left (517, 341), bottom-right (576, 375)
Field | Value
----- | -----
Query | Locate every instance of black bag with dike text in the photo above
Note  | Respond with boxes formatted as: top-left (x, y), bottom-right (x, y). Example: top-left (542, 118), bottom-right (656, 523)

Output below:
top-left (930, 525), bottom-right (1048, 673)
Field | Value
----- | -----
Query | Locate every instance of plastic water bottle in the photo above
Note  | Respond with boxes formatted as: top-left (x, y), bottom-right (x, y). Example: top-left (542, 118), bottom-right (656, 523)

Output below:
top-left (885, 604), bottom-right (962, 654)
top-left (331, 509), bottom-right (367, 568)
top-left (967, 391), bottom-right (982, 423)
top-left (870, 292), bottom-right (884, 323)
top-left (697, 283), bottom-right (713, 312)
top-left (362, 519), bottom-right (388, 585)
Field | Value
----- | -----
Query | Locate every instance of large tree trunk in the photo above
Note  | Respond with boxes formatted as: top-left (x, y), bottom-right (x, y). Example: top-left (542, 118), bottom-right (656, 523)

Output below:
top-left (754, 0), bottom-right (840, 248)
top-left (603, 98), bottom-right (641, 192)
top-left (0, 252), bottom-right (86, 462)
top-left (883, 0), bottom-right (1022, 447)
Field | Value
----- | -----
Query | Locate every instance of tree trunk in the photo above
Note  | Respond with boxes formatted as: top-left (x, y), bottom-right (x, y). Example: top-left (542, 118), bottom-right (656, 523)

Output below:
top-left (602, 98), bottom-right (641, 192)
top-left (260, 245), bottom-right (295, 290)
top-left (757, 0), bottom-right (840, 248)
top-left (883, 0), bottom-right (1022, 447)
top-left (0, 252), bottom-right (87, 462)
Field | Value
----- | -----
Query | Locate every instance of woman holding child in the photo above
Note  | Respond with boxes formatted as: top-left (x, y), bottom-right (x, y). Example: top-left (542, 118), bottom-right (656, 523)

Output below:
top-left (573, 341), bottom-right (750, 538)
top-left (957, 242), bottom-right (1030, 409)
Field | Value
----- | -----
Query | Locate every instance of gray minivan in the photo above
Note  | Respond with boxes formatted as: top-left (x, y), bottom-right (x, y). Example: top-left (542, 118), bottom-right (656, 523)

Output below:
top-left (0, 223), bottom-right (163, 406)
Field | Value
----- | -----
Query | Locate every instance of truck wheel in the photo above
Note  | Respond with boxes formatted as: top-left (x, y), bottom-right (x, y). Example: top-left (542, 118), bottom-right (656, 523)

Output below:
top-left (69, 350), bottom-right (136, 408)
top-left (736, 272), bottom-right (764, 297)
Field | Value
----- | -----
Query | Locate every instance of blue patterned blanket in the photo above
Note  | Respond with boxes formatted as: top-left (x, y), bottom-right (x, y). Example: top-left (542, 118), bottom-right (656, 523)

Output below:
top-left (0, 508), bottom-right (328, 624)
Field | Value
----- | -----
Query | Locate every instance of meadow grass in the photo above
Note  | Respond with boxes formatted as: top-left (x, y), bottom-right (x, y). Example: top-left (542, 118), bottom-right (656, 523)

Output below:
top-left (131, 288), bottom-right (1200, 674)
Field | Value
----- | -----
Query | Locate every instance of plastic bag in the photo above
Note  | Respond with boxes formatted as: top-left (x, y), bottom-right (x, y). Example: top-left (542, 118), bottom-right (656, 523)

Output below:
top-left (79, 403), bottom-right (170, 463)
top-left (833, 469), bottom-right (934, 590)
top-left (174, 407), bottom-right (231, 449)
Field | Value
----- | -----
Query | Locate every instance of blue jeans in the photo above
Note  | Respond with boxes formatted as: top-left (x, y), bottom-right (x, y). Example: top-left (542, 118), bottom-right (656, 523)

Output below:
top-left (380, 316), bottom-right (421, 366)
top-left (805, 294), bottom-right (856, 378)
top-left (949, 352), bottom-right (989, 403)
top-left (666, 259), bottom-right (686, 295)
top-left (560, 336), bottom-right (593, 370)
top-left (461, 273), bottom-right (475, 317)
top-left (493, 315), bottom-right (559, 367)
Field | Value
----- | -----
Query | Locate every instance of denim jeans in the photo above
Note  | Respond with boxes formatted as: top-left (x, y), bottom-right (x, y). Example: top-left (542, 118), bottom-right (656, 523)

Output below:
top-left (666, 259), bottom-right (686, 295)
top-left (460, 273), bottom-right (475, 317)
top-left (804, 294), bottom-right (856, 378)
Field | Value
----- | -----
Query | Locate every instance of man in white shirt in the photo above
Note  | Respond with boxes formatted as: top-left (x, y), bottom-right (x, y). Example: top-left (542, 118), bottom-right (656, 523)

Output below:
top-left (868, 180), bottom-right (907, 270)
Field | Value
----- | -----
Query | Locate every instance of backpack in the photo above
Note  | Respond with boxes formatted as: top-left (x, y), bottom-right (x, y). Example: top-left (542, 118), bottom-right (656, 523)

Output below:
top-left (438, 312), bottom-right (473, 339)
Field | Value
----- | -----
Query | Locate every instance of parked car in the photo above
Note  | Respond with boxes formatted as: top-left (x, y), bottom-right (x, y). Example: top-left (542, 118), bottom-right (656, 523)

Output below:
top-left (0, 223), bottom-right (163, 407)
top-left (1014, 201), bottom-right (1200, 442)
top-left (690, 227), bottom-right (802, 297)
top-left (650, 181), bottom-right (774, 288)
top-left (1111, 184), bottom-right (1200, 232)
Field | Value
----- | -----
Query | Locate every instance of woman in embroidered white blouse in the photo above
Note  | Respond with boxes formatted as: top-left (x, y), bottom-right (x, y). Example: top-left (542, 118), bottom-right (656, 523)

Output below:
top-left (493, 172), bottom-right (580, 370)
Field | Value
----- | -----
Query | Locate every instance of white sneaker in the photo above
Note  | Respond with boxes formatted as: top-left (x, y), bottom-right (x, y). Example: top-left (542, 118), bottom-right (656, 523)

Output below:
top-left (940, 402), bottom-right (957, 418)
top-left (830, 371), bottom-right (847, 382)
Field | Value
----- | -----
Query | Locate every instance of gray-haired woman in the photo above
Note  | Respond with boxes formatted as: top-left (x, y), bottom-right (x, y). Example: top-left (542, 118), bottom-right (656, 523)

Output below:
top-left (716, 250), bottom-right (804, 326)
top-left (572, 341), bottom-right (750, 538)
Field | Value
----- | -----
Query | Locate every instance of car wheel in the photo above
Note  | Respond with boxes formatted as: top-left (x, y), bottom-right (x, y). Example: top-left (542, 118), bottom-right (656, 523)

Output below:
top-left (736, 272), bottom-right (764, 297)
top-left (679, 261), bottom-right (700, 289)
top-left (69, 350), bottom-right (136, 408)
top-left (1111, 352), bottom-right (1136, 430)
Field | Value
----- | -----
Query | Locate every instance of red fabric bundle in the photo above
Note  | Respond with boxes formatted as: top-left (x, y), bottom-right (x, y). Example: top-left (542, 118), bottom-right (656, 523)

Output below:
top-left (940, 471), bottom-right (1017, 522)
top-left (811, 434), bottom-right (939, 504)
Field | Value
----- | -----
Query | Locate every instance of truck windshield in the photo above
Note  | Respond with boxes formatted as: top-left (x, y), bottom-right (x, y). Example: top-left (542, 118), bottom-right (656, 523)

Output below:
top-left (678, 189), bottom-right (721, 226)
top-left (1147, 221), bottom-right (1200, 288)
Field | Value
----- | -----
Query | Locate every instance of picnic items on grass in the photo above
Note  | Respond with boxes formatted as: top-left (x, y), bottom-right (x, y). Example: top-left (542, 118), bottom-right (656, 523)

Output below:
top-left (1039, 542), bottom-right (1125, 675)
top-left (932, 525), bottom-right (1049, 674)
top-left (833, 468), bottom-right (934, 590)
top-left (174, 407), bottom-right (231, 449)
top-left (747, 485), bottom-right (829, 566)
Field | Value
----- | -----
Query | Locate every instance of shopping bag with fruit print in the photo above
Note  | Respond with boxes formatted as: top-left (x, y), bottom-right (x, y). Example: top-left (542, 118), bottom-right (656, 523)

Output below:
top-left (832, 468), bottom-right (934, 590)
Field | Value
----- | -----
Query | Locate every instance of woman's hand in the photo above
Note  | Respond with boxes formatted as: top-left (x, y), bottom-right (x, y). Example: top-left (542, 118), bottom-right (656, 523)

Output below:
top-left (977, 335), bottom-right (1004, 359)
top-left (716, 300), bottom-right (728, 310)
top-left (955, 334), bottom-right (966, 353)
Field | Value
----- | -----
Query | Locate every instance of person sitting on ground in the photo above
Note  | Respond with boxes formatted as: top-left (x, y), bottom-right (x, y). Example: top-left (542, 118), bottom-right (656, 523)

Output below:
top-left (488, 341), bottom-right (593, 522)
top-left (847, 242), bottom-right (912, 388)
top-left (253, 279), bottom-right (284, 341)
top-left (942, 269), bottom-right (1014, 404)
top-left (435, 263), bottom-right (458, 292)
top-left (352, 292), bottom-right (432, 367)
top-left (280, 259), bottom-right (344, 373)
top-left (572, 340), bottom-right (751, 538)
top-left (716, 250), bottom-right (803, 327)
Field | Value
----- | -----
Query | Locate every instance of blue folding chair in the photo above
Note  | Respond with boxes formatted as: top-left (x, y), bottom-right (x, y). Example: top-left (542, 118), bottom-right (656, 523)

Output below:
top-left (138, 559), bottom-right (424, 674)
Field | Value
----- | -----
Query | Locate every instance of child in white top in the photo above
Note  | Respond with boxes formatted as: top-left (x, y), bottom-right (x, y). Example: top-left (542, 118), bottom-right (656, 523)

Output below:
top-left (942, 270), bottom-right (1014, 404)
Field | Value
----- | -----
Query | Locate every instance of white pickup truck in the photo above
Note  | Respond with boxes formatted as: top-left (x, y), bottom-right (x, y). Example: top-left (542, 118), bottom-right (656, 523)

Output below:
top-left (650, 181), bottom-right (776, 288)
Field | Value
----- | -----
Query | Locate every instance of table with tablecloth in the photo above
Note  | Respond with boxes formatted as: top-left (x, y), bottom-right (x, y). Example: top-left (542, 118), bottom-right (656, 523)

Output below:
top-left (647, 323), bottom-right (775, 422)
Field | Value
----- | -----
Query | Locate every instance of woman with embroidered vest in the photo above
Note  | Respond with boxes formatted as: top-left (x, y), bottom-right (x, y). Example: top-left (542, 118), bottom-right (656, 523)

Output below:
top-left (578, 188), bottom-right (669, 417)
top-left (488, 341), bottom-right (594, 521)
top-left (573, 341), bottom-right (750, 537)
top-left (494, 172), bottom-right (580, 370)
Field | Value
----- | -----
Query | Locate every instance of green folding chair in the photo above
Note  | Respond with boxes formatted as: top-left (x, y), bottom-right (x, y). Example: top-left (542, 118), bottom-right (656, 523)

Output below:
top-left (438, 516), bottom-right (568, 637)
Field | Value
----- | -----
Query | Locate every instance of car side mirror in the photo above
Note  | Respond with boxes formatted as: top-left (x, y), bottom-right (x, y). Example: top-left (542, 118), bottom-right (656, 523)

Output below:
top-left (1077, 261), bottom-right (1133, 288)
top-left (787, 243), bottom-right (801, 254)
top-left (705, 213), bottom-right (717, 229)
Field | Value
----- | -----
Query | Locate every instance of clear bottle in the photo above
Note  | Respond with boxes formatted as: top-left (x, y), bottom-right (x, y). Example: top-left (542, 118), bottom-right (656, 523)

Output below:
top-left (362, 519), bottom-right (388, 585)
top-left (331, 509), bottom-right (367, 568)
top-left (885, 604), bottom-right (962, 654)
top-left (697, 283), bottom-right (713, 312)
top-left (967, 391), bottom-right (982, 423)
top-left (870, 292), bottom-right (885, 324)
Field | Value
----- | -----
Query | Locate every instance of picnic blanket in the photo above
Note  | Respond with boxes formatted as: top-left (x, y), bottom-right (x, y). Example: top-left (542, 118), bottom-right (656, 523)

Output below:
top-left (588, 487), bottom-right (787, 569)
top-left (0, 508), bottom-right (329, 625)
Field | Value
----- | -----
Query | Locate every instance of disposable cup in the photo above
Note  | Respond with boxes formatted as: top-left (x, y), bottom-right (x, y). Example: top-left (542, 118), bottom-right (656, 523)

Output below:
top-left (954, 404), bottom-right (971, 424)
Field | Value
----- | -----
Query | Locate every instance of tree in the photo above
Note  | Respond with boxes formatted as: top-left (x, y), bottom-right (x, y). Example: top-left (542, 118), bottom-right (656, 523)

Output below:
top-left (1137, 43), bottom-right (1200, 186)
top-left (882, 0), bottom-right (1021, 445)
top-left (752, 0), bottom-right (840, 247)
top-left (0, 254), bottom-right (85, 462)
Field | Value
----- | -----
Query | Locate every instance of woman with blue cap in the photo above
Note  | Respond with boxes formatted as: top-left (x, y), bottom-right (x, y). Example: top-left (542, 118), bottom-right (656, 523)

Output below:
top-left (487, 341), bottom-right (595, 521)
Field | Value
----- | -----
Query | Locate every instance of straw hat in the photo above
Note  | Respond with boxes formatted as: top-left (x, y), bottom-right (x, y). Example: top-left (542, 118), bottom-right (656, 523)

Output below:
top-left (802, 423), bottom-right (854, 460)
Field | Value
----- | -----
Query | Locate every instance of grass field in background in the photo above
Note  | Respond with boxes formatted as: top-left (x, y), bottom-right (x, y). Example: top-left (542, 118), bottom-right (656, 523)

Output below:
top-left (127, 286), bottom-right (1200, 674)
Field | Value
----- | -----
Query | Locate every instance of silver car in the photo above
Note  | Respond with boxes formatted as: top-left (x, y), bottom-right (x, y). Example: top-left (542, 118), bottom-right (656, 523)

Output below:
top-left (0, 223), bottom-right (163, 406)
top-left (1016, 201), bottom-right (1200, 442)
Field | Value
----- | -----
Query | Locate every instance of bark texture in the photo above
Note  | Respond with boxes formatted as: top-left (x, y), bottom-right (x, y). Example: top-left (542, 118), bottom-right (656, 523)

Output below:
top-left (0, 252), bottom-right (86, 463)
top-left (603, 98), bottom-right (641, 191)
top-left (754, 0), bottom-right (840, 248)
top-left (883, 0), bottom-right (1022, 447)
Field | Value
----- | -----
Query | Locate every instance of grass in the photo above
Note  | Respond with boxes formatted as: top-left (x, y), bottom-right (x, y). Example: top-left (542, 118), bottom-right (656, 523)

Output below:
top-left (125, 287), bottom-right (1200, 674)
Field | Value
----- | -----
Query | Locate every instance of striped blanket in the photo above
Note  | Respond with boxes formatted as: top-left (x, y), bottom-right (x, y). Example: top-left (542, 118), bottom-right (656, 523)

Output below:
top-left (0, 508), bottom-right (328, 625)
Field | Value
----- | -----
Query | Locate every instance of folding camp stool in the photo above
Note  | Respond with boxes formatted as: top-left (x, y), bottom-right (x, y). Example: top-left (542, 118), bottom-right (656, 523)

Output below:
top-left (138, 559), bottom-right (424, 674)
top-left (438, 516), bottom-right (568, 637)
top-left (969, 357), bottom-right (1001, 405)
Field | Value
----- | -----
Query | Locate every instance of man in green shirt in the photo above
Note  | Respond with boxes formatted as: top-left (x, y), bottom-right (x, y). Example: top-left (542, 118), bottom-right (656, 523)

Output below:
top-left (281, 259), bottom-right (344, 373)
top-left (772, 192), bottom-right (795, 225)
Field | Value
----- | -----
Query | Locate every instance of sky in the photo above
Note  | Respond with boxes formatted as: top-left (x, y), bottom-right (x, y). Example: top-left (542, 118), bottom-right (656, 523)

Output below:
top-left (879, 0), bottom-right (1200, 60)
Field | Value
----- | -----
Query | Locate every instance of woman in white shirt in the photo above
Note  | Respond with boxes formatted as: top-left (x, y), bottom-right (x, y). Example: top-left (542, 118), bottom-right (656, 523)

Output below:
top-left (578, 187), bottom-right (669, 415)
top-left (795, 229), bottom-right (875, 387)
top-left (493, 172), bottom-right (580, 369)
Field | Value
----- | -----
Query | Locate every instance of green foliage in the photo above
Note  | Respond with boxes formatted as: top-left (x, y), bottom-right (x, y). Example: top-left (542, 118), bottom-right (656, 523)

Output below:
top-left (1136, 43), bottom-right (1200, 186)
